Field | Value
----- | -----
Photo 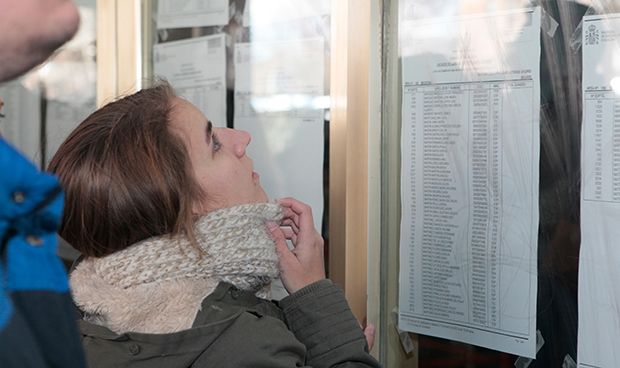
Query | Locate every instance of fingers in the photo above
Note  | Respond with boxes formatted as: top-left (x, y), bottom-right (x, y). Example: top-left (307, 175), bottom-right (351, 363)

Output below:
top-left (267, 221), bottom-right (303, 293)
top-left (267, 222), bottom-right (294, 260)
top-left (364, 324), bottom-right (376, 351)
top-left (272, 198), bottom-right (326, 293)
top-left (278, 198), bottom-right (320, 254)
top-left (278, 198), bottom-right (314, 227)
top-left (281, 218), bottom-right (299, 234)
top-left (280, 227), bottom-right (297, 243)
top-left (278, 197), bottom-right (315, 234)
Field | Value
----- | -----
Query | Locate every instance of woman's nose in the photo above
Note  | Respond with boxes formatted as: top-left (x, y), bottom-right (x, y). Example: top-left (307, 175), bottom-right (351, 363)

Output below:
top-left (233, 129), bottom-right (251, 157)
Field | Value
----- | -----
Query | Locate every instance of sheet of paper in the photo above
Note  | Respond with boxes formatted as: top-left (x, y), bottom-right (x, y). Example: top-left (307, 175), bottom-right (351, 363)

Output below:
top-left (154, 34), bottom-right (227, 126)
top-left (578, 13), bottom-right (620, 368)
top-left (398, 7), bottom-right (541, 357)
top-left (234, 38), bottom-right (325, 301)
top-left (157, 0), bottom-right (228, 29)
top-left (0, 80), bottom-right (41, 165)
top-left (243, 0), bottom-right (329, 27)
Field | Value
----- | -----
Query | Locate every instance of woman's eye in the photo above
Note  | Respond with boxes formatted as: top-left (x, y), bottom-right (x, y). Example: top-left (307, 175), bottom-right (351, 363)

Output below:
top-left (212, 134), bottom-right (222, 152)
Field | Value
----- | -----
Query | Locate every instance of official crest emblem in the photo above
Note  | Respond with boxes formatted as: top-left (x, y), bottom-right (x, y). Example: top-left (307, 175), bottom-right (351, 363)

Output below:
top-left (585, 24), bottom-right (599, 45)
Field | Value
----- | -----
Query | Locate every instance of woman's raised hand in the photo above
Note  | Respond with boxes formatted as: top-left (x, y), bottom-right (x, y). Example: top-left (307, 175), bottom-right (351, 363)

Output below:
top-left (267, 197), bottom-right (326, 294)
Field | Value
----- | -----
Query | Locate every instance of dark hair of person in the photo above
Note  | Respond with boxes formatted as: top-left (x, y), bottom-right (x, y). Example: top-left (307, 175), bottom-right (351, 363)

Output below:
top-left (48, 82), bottom-right (204, 257)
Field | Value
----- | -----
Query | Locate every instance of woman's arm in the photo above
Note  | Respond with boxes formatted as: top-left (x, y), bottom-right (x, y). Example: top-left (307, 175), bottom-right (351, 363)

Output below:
top-left (269, 198), bottom-right (381, 368)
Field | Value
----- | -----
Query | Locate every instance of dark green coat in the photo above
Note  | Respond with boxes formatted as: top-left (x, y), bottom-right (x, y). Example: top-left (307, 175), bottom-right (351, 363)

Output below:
top-left (79, 280), bottom-right (381, 368)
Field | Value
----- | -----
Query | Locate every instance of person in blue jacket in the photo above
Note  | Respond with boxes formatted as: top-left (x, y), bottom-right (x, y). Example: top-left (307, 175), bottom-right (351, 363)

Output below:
top-left (0, 1), bottom-right (86, 367)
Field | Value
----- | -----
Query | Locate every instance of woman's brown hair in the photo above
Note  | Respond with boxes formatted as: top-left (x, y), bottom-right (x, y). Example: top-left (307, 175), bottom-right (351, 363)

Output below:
top-left (48, 83), bottom-right (203, 257)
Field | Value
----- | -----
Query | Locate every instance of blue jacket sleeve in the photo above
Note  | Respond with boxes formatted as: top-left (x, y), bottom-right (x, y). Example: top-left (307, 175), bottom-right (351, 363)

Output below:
top-left (0, 138), bottom-right (85, 367)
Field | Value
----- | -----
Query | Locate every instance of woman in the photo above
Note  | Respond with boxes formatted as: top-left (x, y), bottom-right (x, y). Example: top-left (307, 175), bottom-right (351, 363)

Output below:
top-left (48, 83), bottom-right (379, 367)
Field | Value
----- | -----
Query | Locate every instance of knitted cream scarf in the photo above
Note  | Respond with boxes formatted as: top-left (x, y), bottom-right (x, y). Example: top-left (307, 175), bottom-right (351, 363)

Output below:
top-left (70, 203), bottom-right (282, 334)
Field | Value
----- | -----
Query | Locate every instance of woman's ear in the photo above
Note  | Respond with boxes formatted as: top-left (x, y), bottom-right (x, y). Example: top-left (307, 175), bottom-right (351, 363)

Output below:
top-left (191, 200), bottom-right (206, 216)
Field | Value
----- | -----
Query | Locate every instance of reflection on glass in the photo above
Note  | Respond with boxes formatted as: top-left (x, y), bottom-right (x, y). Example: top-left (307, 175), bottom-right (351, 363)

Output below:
top-left (394, 1), bottom-right (620, 367)
top-left (243, 0), bottom-right (329, 27)
top-left (234, 37), bottom-right (326, 232)
top-left (154, 34), bottom-right (227, 126)
top-left (0, 3), bottom-right (96, 167)
top-left (157, 0), bottom-right (229, 29)
top-left (250, 94), bottom-right (330, 112)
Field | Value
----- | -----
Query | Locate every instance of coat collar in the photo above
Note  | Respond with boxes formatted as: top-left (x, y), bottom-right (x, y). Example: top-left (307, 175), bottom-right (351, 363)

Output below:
top-left (77, 282), bottom-right (285, 368)
top-left (71, 257), bottom-right (220, 334)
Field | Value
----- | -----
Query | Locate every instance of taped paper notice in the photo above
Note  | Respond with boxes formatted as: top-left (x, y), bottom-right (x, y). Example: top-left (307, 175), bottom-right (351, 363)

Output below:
top-left (569, 6), bottom-right (596, 52)
top-left (154, 34), bottom-right (227, 126)
top-left (578, 12), bottom-right (620, 368)
top-left (157, 0), bottom-right (228, 28)
top-left (398, 7), bottom-right (541, 358)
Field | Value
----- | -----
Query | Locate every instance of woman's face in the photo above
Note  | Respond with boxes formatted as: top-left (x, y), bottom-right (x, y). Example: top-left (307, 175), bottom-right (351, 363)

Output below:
top-left (169, 97), bottom-right (268, 213)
